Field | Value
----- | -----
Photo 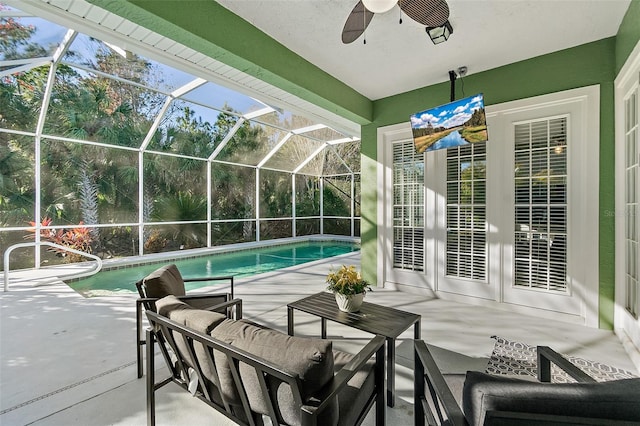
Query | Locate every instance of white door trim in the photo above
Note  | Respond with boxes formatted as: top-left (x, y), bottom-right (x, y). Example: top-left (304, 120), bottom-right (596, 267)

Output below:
top-left (614, 38), bottom-right (640, 364)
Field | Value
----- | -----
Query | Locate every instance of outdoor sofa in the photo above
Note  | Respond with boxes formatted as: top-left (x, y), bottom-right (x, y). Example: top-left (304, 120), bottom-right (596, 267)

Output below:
top-left (143, 294), bottom-right (386, 426)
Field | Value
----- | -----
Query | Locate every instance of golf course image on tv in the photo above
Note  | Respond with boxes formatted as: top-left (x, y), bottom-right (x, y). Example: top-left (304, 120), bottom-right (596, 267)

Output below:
top-left (410, 93), bottom-right (488, 154)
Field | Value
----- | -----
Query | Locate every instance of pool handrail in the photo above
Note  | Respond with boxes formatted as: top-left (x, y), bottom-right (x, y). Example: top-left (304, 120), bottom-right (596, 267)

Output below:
top-left (4, 241), bottom-right (103, 292)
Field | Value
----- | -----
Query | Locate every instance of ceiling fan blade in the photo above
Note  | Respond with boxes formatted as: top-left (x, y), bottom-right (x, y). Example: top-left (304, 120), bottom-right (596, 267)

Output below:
top-left (342, 1), bottom-right (375, 44)
top-left (399, 0), bottom-right (449, 28)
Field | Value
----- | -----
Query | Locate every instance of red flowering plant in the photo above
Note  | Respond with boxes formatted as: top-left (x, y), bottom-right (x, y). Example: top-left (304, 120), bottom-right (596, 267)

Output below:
top-left (25, 217), bottom-right (93, 262)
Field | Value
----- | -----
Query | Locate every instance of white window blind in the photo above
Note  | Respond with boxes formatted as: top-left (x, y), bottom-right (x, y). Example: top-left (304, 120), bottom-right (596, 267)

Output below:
top-left (392, 140), bottom-right (424, 271)
top-left (514, 117), bottom-right (568, 292)
top-left (625, 91), bottom-right (639, 318)
top-left (446, 143), bottom-right (487, 280)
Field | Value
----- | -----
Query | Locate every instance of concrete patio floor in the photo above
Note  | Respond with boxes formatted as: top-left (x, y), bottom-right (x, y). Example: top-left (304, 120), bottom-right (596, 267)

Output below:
top-left (2, 251), bottom-right (638, 426)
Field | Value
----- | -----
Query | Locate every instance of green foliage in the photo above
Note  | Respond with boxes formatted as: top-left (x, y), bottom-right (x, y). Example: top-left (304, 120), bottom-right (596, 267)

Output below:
top-left (464, 107), bottom-right (487, 127)
top-left (260, 170), bottom-right (292, 217)
top-left (153, 191), bottom-right (207, 248)
top-left (323, 183), bottom-right (351, 217)
top-left (0, 10), bottom-right (47, 60)
top-left (326, 265), bottom-right (371, 295)
top-left (0, 136), bottom-right (34, 226)
top-left (295, 177), bottom-right (320, 217)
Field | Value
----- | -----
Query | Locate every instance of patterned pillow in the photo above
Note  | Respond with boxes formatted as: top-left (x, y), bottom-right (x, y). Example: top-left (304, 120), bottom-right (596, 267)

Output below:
top-left (485, 335), bottom-right (638, 383)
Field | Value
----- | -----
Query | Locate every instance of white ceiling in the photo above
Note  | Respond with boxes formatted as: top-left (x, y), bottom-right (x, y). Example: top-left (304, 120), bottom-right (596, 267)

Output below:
top-left (216, 0), bottom-right (631, 100)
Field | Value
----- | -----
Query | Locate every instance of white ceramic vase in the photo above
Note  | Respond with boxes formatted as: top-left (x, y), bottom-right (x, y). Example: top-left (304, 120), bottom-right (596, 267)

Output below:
top-left (334, 292), bottom-right (365, 313)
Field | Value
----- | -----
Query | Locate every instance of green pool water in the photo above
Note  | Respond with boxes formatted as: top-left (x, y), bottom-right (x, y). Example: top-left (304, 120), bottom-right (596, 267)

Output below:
top-left (69, 241), bottom-right (359, 296)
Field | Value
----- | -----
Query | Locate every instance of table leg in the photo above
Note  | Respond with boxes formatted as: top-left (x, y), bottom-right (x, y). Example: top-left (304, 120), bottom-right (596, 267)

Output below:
top-left (287, 307), bottom-right (294, 336)
top-left (321, 318), bottom-right (327, 339)
top-left (136, 300), bottom-right (143, 378)
top-left (386, 336), bottom-right (395, 407)
top-left (414, 319), bottom-right (421, 339)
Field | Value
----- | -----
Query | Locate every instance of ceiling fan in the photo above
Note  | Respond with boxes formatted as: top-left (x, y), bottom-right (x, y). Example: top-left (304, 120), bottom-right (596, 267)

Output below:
top-left (342, 0), bottom-right (450, 44)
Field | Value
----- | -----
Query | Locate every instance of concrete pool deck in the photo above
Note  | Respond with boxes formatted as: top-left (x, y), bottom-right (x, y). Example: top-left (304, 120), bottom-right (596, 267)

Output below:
top-left (1, 251), bottom-right (639, 425)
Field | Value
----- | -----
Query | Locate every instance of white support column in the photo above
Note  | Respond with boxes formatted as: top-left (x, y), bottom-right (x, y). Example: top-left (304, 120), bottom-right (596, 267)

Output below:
top-left (138, 151), bottom-right (145, 255)
top-left (33, 131), bottom-right (42, 268)
top-left (32, 29), bottom-right (75, 268)
top-left (207, 161), bottom-right (212, 247)
top-left (320, 177), bottom-right (324, 235)
top-left (33, 65), bottom-right (58, 268)
top-left (292, 174), bottom-right (296, 237)
top-left (351, 174), bottom-right (355, 237)
top-left (255, 169), bottom-right (261, 242)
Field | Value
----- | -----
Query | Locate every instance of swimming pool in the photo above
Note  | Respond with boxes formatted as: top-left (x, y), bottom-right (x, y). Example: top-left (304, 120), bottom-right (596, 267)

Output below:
top-left (68, 240), bottom-right (359, 296)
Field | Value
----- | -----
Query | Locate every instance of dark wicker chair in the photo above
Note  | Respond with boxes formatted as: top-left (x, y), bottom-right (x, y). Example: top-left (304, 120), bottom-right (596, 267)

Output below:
top-left (414, 339), bottom-right (640, 425)
top-left (135, 263), bottom-right (241, 378)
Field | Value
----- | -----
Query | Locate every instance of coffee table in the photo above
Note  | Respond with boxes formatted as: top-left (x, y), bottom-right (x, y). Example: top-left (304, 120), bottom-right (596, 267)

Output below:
top-left (287, 291), bottom-right (421, 407)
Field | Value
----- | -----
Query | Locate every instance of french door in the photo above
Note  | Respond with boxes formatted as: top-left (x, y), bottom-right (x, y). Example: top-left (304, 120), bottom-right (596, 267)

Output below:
top-left (615, 46), bottom-right (640, 347)
top-left (380, 86), bottom-right (600, 325)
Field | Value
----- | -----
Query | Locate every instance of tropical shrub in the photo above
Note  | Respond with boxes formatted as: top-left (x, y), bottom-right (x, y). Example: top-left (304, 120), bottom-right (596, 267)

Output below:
top-left (25, 217), bottom-right (93, 262)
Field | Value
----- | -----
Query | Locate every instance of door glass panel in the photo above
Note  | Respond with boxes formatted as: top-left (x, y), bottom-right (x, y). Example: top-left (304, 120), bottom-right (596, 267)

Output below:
top-left (513, 117), bottom-right (568, 292)
top-left (392, 140), bottom-right (424, 271)
top-left (624, 92), bottom-right (639, 317)
top-left (446, 143), bottom-right (487, 280)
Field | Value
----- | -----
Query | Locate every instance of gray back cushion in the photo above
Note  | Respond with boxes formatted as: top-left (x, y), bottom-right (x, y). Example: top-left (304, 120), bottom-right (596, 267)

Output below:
top-left (143, 264), bottom-right (186, 298)
top-left (156, 295), bottom-right (226, 333)
top-left (211, 318), bottom-right (337, 426)
top-left (154, 295), bottom-right (250, 422)
top-left (462, 371), bottom-right (640, 426)
top-left (155, 295), bottom-right (226, 388)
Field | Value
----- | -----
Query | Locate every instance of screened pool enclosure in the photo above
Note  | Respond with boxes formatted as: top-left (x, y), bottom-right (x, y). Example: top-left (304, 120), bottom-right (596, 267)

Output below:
top-left (0, 4), bottom-right (361, 271)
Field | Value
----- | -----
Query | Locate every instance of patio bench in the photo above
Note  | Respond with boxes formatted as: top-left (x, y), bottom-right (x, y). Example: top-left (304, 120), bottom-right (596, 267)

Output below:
top-left (144, 295), bottom-right (386, 426)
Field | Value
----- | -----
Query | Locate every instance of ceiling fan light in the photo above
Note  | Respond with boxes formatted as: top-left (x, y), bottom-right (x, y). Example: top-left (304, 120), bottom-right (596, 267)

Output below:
top-left (362, 0), bottom-right (396, 14)
top-left (426, 20), bottom-right (453, 44)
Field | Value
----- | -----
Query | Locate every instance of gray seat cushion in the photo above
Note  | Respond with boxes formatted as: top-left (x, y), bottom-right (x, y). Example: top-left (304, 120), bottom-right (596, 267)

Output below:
top-left (462, 371), bottom-right (640, 426)
top-left (143, 264), bottom-right (186, 298)
top-left (211, 318), bottom-right (336, 426)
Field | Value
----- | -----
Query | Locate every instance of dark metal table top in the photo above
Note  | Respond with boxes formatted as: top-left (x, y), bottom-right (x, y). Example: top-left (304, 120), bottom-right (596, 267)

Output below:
top-left (287, 291), bottom-right (421, 339)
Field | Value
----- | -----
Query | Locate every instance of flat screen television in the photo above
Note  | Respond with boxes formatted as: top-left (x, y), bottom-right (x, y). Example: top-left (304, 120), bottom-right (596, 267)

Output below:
top-left (410, 93), bottom-right (488, 154)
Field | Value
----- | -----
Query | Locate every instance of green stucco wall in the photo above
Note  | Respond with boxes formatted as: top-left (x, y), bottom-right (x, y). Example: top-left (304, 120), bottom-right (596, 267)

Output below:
top-left (616, 0), bottom-right (640, 74)
top-left (360, 38), bottom-right (617, 329)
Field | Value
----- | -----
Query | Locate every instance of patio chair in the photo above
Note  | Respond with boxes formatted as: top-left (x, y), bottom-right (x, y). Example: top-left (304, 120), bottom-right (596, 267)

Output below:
top-left (414, 339), bottom-right (640, 425)
top-left (135, 263), bottom-right (241, 378)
